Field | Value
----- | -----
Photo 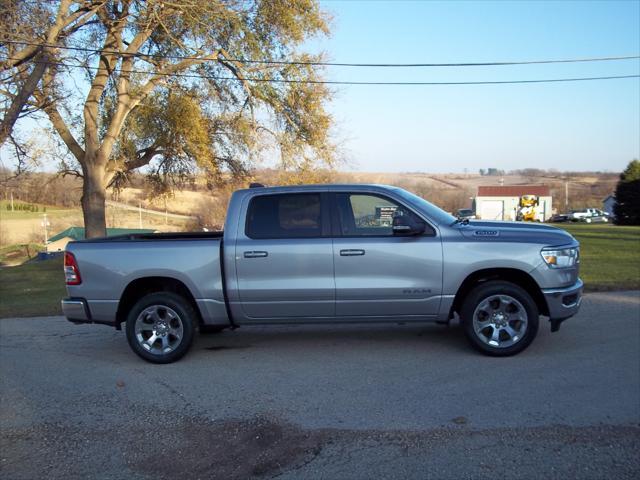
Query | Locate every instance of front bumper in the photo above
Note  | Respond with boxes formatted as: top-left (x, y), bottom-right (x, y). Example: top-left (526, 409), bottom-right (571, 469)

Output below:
top-left (542, 278), bottom-right (583, 331)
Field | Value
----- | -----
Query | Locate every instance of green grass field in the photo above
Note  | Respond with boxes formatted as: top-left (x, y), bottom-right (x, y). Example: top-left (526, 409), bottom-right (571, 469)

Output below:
top-left (557, 223), bottom-right (640, 291)
top-left (0, 223), bottom-right (637, 318)
top-left (0, 243), bottom-right (45, 266)
top-left (0, 200), bottom-right (75, 219)
top-left (0, 257), bottom-right (65, 318)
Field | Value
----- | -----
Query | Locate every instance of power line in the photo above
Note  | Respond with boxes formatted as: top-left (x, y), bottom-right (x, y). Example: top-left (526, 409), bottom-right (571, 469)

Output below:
top-left (1, 55), bottom-right (638, 85)
top-left (2, 39), bottom-right (639, 68)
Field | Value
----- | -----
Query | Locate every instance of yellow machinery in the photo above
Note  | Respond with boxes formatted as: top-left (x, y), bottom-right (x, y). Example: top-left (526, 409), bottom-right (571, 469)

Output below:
top-left (516, 195), bottom-right (539, 222)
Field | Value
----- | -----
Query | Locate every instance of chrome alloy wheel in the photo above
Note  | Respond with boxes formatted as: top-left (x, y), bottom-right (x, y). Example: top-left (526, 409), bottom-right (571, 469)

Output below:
top-left (134, 305), bottom-right (184, 355)
top-left (472, 295), bottom-right (528, 349)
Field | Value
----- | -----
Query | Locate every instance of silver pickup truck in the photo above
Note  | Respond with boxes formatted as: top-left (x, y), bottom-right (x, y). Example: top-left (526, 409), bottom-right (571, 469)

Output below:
top-left (62, 184), bottom-right (583, 363)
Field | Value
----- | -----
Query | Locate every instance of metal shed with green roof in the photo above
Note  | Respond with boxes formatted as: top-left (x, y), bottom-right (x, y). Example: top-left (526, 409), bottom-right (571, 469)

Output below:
top-left (47, 227), bottom-right (156, 252)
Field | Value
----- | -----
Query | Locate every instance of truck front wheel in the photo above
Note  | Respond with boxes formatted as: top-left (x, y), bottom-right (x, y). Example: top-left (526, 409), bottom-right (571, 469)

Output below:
top-left (460, 281), bottom-right (539, 356)
top-left (125, 292), bottom-right (196, 364)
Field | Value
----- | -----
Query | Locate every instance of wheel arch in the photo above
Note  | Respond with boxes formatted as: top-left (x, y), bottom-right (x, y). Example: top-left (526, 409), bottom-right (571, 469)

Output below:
top-left (116, 276), bottom-right (203, 327)
top-left (451, 268), bottom-right (549, 318)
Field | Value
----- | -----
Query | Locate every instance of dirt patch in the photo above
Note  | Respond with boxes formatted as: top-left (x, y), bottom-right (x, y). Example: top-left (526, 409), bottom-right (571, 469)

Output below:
top-left (130, 416), bottom-right (327, 479)
top-left (0, 414), bottom-right (329, 480)
top-left (451, 416), bottom-right (468, 425)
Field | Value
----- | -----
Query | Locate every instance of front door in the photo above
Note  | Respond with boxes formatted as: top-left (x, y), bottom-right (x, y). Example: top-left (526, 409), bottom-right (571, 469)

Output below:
top-left (235, 192), bottom-right (335, 320)
top-left (332, 192), bottom-right (443, 318)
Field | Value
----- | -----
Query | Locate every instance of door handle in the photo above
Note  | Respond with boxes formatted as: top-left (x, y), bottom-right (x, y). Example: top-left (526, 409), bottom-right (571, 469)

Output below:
top-left (244, 251), bottom-right (268, 258)
top-left (340, 249), bottom-right (365, 256)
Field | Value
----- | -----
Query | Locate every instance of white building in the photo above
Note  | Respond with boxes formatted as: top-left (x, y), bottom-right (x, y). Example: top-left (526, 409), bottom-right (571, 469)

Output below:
top-left (475, 185), bottom-right (552, 221)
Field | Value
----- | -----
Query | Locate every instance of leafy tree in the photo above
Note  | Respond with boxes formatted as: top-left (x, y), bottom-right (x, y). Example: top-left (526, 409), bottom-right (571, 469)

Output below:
top-left (0, 0), bottom-right (103, 147)
top-left (5, 0), bottom-right (335, 237)
top-left (613, 160), bottom-right (640, 225)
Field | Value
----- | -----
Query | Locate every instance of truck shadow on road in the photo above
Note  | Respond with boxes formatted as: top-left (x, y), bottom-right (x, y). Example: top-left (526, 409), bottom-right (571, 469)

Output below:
top-left (195, 322), bottom-right (471, 356)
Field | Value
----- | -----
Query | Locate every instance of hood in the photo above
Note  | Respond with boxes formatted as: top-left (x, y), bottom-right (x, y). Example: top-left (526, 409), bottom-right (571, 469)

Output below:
top-left (456, 220), bottom-right (577, 247)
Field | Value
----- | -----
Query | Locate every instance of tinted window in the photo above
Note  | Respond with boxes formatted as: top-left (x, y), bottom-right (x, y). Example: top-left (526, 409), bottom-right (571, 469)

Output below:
top-left (336, 193), bottom-right (424, 236)
top-left (246, 194), bottom-right (322, 238)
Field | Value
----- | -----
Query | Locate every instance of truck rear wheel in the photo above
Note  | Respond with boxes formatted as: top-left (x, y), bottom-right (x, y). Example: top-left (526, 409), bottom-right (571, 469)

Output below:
top-left (125, 292), bottom-right (196, 364)
top-left (460, 281), bottom-right (539, 356)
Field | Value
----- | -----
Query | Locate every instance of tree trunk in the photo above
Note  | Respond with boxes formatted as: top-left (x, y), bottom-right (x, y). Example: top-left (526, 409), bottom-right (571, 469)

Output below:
top-left (81, 164), bottom-right (107, 238)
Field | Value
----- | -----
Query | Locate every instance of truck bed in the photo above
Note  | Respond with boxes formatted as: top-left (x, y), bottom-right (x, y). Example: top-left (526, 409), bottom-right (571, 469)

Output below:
top-left (65, 233), bottom-right (229, 327)
top-left (77, 231), bottom-right (224, 242)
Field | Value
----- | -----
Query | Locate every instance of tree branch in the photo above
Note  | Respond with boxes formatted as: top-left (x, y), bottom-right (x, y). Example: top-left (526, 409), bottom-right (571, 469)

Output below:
top-left (0, 50), bottom-right (48, 146)
top-left (217, 47), bottom-right (254, 100)
top-left (59, 168), bottom-right (84, 179)
top-left (34, 85), bottom-right (85, 163)
top-left (129, 146), bottom-right (163, 171)
top-left (99, 24), bottom-right (155, 156)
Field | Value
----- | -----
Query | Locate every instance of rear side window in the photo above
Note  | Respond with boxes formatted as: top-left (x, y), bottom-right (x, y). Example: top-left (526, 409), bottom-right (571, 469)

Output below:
top-left (246, 193), bottom-right (323, 238)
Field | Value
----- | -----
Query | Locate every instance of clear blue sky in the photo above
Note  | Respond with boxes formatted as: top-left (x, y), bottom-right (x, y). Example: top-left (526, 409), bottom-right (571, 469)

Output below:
top-left (308, 0), bottom-right (640, 173)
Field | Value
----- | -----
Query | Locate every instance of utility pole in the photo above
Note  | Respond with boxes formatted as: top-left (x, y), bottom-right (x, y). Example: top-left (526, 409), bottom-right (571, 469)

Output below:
top-left (10, 192), bottom-right (14, 211)
top-left (42, 213), bottom-right (49, 249)
top-left (565, 181), bottom-right (569, 209)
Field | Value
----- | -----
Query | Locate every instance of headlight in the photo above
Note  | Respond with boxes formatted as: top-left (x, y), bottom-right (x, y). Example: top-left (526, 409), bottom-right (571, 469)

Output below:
top-left (541, 247), bottom-right (579, 268)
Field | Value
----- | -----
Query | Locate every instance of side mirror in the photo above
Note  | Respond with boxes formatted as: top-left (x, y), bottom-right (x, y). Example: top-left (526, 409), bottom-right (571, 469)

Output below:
top-left (392, 213), bottom-right (426, 236)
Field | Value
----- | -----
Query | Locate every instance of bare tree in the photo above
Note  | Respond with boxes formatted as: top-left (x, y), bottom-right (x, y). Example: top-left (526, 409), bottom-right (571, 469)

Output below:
top-left (3, 0), bottom-right (334, 238)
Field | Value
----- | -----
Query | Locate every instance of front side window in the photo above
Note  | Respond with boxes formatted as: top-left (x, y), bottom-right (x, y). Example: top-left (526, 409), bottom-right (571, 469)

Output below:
top-left (246, 193), bottom-right (322, 238)
top-left (336, 193), bottom-right (425, 236)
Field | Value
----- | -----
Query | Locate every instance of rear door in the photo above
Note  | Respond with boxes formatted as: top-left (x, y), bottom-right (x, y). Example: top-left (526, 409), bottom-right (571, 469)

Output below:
top-left (331, 192), bottom-right (443, 318)
top-left (234, 192), bottom-right (335, 320)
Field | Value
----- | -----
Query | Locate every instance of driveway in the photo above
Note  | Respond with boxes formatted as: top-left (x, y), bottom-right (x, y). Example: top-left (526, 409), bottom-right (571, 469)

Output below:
top-left (1, 291), bottom-right (639, 479)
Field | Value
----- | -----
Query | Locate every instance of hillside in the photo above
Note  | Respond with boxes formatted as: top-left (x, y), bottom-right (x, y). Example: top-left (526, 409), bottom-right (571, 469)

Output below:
top-left (0, 200), bottom-right (191, 246)
top-left (1, 170), bottom-right (618, 246)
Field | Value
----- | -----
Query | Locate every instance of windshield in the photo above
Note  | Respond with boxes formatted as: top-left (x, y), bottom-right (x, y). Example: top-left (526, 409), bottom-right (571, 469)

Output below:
top-left (391, 187), bottom-right (457, 226)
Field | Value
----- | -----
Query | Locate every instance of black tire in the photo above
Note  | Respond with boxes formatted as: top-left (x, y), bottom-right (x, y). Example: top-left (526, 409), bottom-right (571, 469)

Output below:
top-left (125, 292), bottom-right (197, 364)
top-left (460, 280), bottom-right (539, 357)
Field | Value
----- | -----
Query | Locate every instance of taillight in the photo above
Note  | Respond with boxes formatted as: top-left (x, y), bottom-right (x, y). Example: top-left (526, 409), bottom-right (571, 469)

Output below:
top-left (64, 251), bottom-right (82, 285)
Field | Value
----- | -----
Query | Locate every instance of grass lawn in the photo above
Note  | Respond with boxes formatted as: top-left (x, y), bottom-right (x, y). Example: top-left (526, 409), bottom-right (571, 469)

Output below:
top-left (0, 257), bottom-right (65, 318)
top-left (0, 200), bottom-right (75, 219)
top-left (557, 223), bottom-right (640, 291)
top-left (0, 243), bottom-right (45, 266)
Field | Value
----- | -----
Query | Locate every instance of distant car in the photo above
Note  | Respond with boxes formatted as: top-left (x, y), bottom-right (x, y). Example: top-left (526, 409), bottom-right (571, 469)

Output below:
top-left (549, 214), bottom-right (570, 223)
top-left (457, 208), bottom-right (476, 220)
top-left (569, 208), bottom-right (608, 222)
top-left (580, 214), bottom-right (608, 224)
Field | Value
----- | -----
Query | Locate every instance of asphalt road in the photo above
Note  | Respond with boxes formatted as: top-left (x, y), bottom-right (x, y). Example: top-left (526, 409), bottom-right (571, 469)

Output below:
top-left (1, 291), bottom-right (639, 479)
